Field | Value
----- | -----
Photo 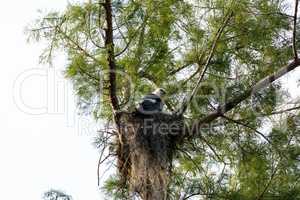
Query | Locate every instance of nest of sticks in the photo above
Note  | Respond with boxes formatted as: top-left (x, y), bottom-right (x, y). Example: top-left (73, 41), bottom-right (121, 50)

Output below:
top-left (115, 111), bottom-right (184, 199)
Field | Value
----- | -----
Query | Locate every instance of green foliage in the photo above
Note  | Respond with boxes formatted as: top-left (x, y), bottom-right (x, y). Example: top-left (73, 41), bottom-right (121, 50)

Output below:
top-left (102, 176), bottom-right (129, 200)
top-left (28, 0), bottom-right (300, 199)
top-left (43, 190), bottom-right (72, 200)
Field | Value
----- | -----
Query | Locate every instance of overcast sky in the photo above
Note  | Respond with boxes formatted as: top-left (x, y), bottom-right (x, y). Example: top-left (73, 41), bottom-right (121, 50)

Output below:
top-left (1, 1), bottom-right (300, 200)
top-left (0, 0), bottom-right (105, 199)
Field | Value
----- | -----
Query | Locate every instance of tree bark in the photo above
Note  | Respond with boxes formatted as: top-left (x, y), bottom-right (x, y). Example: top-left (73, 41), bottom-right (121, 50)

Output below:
top-left (104, 0), bottom-right (119, 111)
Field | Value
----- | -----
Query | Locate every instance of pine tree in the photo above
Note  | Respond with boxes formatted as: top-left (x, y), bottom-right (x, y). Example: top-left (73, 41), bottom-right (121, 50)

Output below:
top-left (43, 190), bottom-right (72, 200)
top-left (29, 0), bottom-right (300, 199)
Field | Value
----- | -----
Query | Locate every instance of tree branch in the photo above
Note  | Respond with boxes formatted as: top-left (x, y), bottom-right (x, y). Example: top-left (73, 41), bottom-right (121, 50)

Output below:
top-left (104, 0), bottom-right (120, 111)
top-left (199, 134), bottom-right (224, 162)
top-left (87, 1), bottom-right (105, 49)
top-left (177, 11), bottom-right (233, 115)
top-left (169, 63), bottom-right (194, 75)
top-left (293, 0), bottom-right (299, 59)
top-left (190, 59), bottom-right (300, 136)
top-left (113, 14), bottom-right (139, 58)
top-left (220, 114), bottom-right (271, 144)
top-left (256, 160), bottom-right (280, 200)
top-left (265, 105), bottom-right (300, 116)
top-left (54, 27), bottom-right (101, 82)
top-left (56, 27), bottom-right (99, 63)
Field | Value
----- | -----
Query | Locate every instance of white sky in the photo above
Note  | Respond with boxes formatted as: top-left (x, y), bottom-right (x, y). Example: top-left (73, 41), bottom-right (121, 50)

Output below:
top-left (1, 1), bottom-right (300, 200)
top-left (0, 0), bottom-right (105, 199)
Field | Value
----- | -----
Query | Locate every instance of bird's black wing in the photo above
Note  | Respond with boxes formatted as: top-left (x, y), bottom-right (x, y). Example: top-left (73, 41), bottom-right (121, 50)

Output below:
top-left (137, 94), bottom-right (163, 114)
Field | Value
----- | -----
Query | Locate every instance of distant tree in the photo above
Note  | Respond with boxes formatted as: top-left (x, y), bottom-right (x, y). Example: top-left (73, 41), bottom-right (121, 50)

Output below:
top-left (43, 190), bottom-right (72, 200)
top-left (28, 0), bottom-right (300, 199)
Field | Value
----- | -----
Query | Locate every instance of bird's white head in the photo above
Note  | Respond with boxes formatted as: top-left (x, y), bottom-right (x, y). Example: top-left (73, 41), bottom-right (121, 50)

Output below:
top-left (153, 88), bottom-right (166, 98)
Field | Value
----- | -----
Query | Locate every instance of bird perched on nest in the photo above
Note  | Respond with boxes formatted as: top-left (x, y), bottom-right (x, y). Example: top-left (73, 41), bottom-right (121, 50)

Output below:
top-left (137, 88), bottom-right (166, 115)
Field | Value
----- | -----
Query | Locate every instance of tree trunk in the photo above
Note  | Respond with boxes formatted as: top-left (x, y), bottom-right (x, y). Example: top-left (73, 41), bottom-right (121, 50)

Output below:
top-left (116, 112), bottom-right (183, 200)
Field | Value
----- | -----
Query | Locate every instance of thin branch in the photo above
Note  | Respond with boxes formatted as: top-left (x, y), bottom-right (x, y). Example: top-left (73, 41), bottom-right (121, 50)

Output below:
top-left (30, 26), bottom-right (56, 32)
top-left (55, 28), bottom-right (100, 82)
top-left (78, 66), bottom-right (100, 83)
top-left (56, 27), bottom-right (99, 63)
top-left (44, 18), bottom-right (101, 82)
top-left (198, 134), bottom-right (223, 162)
top-left (220, 114), bottom-right (271, 144)
top-left (112, 14), bottom-right (140, 57)
top-left (189, 58), bottom-right (300, 136)
top-left (265, 105), bottom-right (300, 116)
top-left (181, 50), bottom-right (210, 85)
top-left (46, 27), bottom-right (59, 64)
top-left (87, 1), bottom-right (105, 49)
top-left (293, 0), bottom-right (299, 59)
top-left (135, 15), bottom-right (149, 68)
top-left (177, 11), bottom-right (233, 115)
top-left (169, 63), bottom-right (194, 75)
top-left (114, 37), bottom-right (132, 57)
top-left (98, 1), bottom-right (106, 47)
top-left (206, 72), bottom-right (236, 80)
top-left (183, 192), bottom-right (217, 200)
top-left (97, 147), bottom-right (106, 186)
top-left (256, 160), bottom-right (280, 200)
top-left (178, 148), bottom-right (206, 174)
